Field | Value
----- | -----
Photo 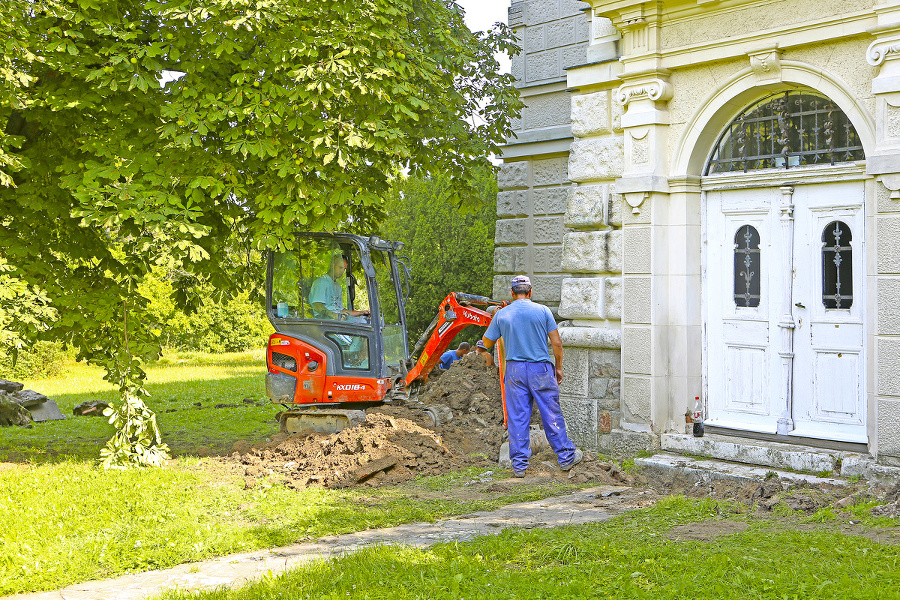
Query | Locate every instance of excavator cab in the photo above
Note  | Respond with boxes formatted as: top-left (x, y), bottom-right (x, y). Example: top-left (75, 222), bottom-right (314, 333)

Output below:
top-left (265, 232), bottom-right (410, 431)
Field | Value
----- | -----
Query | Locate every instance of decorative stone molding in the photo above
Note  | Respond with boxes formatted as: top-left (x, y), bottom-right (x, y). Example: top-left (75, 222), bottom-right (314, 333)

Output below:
top-left (879, 174), bottom-right (900, 200)
top-left (624, 191), bottom-right (649, 215)
top-left (868, 33), bottom-right (900, 67)
top-left (630, 128), bottom-right (650, 164)
top-left (748, 47), bottom-right (782, 83)
top-left (615, 77), bottom-right (673, 108)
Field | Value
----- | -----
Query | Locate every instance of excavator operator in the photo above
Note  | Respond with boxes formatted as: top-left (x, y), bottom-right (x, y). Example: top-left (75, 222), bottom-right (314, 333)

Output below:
top-left (309, 254), bottom-right (371, 321)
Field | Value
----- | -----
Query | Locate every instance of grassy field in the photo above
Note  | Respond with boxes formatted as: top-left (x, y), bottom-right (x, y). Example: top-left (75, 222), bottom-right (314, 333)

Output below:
top-left (0, 352), bottom-right (578, 595)
top-left (156, 496), bottom-right (900, 600)
top-left (0, 351), bottom-right (277, 462)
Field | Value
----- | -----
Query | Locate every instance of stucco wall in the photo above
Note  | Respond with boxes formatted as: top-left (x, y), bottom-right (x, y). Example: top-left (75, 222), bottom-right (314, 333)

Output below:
top-left (659, 0), bottom-right (876, 51)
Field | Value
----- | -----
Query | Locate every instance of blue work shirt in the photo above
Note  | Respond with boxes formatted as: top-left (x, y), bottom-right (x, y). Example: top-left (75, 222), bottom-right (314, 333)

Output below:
top-left (438, 350), bottom-right (463, 369)
top-left (484, 299), bottom-right (557, 362)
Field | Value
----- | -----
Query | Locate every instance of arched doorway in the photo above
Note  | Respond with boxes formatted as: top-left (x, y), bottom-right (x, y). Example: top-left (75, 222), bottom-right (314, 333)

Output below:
top-left (702, 90), bottom-right (868, 443)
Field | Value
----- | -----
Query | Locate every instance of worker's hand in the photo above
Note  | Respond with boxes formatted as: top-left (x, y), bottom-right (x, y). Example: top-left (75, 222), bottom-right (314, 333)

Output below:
top-left (555, 366), bottom-right (564, 384)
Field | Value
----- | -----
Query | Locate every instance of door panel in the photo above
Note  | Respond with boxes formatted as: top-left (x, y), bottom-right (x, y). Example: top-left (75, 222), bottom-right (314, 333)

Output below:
top-left (705, 190), bottom-right (781, 433)
top-left (704, 181), bottom-right (867, 442)
top-left (790, 186), bottom-right (866, 441)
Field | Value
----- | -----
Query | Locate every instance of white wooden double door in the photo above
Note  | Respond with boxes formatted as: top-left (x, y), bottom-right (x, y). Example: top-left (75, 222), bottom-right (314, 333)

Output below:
top-left (704, 180), bottom-right (867, 443)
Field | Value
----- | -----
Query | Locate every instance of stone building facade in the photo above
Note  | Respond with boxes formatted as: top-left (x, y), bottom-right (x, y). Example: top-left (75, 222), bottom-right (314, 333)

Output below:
top-left (498, 0), bottom-right (900, 466)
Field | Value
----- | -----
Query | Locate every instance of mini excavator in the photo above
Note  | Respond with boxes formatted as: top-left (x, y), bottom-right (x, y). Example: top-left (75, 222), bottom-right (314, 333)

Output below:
top-left (265, 232), bottom-right (503, 433)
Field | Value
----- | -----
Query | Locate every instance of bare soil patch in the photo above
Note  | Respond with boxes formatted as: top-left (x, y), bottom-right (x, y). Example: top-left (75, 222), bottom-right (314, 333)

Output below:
top-left (230, 354), bottom-right (633, 490)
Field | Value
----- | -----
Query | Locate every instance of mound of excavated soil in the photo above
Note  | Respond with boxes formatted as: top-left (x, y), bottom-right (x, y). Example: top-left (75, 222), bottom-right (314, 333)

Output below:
top-left (232, 354), bottom-right (626, 489)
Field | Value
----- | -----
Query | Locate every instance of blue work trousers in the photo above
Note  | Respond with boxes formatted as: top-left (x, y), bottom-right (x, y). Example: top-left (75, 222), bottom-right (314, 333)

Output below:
top-left (505, 361), bottom-right (576, 471)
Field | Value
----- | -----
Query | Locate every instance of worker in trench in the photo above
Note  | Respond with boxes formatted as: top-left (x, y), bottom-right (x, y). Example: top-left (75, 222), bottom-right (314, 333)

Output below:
top-left (481, 275), bottom-right (583, 477)
top-left (438, 342), bottom-right (470, 369)
top-left (472, 339), bottom-right (494, 367)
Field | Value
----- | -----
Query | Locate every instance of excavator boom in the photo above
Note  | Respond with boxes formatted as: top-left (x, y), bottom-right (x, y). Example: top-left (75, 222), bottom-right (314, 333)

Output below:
top-left (404, 292), bottom-right (503, 387)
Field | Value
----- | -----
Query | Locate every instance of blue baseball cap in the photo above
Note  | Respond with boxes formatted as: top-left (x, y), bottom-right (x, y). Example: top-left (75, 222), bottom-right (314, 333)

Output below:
top-left (510, 275), bottom-right (531, 287)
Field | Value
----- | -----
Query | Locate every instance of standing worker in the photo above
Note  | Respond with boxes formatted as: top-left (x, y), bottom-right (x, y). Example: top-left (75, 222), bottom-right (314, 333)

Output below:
top-left (482, 275), bottom-right (582, 477)
top-left (438, 342), bottom-right (470, 369)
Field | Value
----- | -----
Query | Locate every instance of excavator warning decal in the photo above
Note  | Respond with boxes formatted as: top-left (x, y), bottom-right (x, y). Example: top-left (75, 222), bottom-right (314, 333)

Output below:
top-left (419, 350), bottom-right (429, 366)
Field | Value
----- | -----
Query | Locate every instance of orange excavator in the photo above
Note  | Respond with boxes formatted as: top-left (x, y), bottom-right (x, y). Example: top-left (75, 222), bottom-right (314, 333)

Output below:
top-left (265, 232), bottom-right (504, 433)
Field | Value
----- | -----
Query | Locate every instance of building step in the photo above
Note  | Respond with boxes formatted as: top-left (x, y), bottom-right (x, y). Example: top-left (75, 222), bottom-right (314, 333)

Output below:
top-left (634, 452), bottom-right (847, 487)
top-left (661, 433), bottom-right (900, 481)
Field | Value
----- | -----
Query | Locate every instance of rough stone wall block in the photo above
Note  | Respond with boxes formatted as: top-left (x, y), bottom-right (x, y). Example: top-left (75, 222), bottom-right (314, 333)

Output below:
top-left (560, 347), bottom-right (590, 396)
top-left (498, 161), bottom-right (529, 190)
top-left (495, 218), bottom-right (528, 245)
top-left (571, 91), bottom-right (612, 138)
top-left (565, 184), bottom-right (608, 228)
top-left (533, 157), bottom-right (569, 186)
top-left (608, 187), bottom-right (623, 227)
top-left (558, 277), bottom-right (606, 320)
top-left (559, 395), bottom-right (599, 451)
top-left (604, 277), bottom-right (622, 320)
top-left (606, 229), bottom-right (623, 274)
top-left (534, 187), bottom-right (569, 216)
top-left (531, 275), bottom-right (563, 302)
top-left (497, 190), bottom-right (530, 217)
top-left (533, 246), bottom-right (563, 273)
top-left (533, 216), bottom-right (565, 244)
top-left (523, 92), bottom-right (572, 130)
top-left (524, 0), bottom-right (559, 26)
top-left (561, 230), bottom-right (612, 273)
top-left (494, 246), bottom-right (528, 274)
top-left (568, 138), bottom-right (624, 183)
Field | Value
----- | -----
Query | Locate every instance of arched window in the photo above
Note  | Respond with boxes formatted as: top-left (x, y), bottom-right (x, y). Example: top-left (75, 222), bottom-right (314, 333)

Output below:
top-left (734, 225), bottom-right (761, 308)
top-left (707, 91), bottom-right (864, 174)
top-left (822, 221), bottom-right (852, 309)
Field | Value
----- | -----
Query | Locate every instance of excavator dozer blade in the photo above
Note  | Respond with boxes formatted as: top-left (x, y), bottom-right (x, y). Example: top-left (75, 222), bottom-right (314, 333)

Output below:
top-left (279, 408), bottom-right (367, 434)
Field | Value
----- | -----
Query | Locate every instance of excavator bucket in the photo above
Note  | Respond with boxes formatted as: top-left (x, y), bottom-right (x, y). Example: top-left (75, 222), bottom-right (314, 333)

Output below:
top-left (279, 408), bottom-right (367, 434)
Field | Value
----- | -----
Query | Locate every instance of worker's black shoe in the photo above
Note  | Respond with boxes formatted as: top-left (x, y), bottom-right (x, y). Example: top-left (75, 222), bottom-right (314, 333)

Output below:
top-left (512, 469), bottom-right (526, 478)
top-left (560, 449), bottom-right (583, 472)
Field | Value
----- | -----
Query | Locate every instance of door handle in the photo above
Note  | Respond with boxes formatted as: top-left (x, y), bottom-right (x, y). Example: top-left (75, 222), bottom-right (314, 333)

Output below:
top-left (794, 302), bottom-right (806, 309)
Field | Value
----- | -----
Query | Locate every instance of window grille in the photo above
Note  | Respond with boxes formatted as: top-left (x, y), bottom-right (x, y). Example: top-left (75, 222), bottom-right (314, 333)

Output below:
top-left (822, 221), bottom-right (852, 309)
top-left (707, 91), bottom-right (864, 174)
top-left (734, 225), bottom-right (761, 308)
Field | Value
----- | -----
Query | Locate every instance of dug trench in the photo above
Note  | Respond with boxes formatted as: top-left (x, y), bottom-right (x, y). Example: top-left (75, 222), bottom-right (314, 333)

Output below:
top-left (226, 354), bottom-right (900, 532)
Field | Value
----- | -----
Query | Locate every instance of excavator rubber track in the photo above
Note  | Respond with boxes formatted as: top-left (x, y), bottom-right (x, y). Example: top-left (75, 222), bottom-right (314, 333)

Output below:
top-left (279, 408), bottom-right (367, 434)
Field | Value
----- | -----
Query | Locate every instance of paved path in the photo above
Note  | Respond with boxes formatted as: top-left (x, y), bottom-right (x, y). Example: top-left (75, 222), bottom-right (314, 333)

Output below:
top-left (6, 484), bottom-right (644, 600)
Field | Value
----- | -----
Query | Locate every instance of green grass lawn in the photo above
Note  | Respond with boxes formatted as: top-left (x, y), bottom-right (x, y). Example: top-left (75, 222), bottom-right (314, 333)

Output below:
top-left (0, 352), bottom-right (579, 595)
top-left (156, 496), bottom-right (900, 600)
top-left (0, 350), bottom-right (278, 462)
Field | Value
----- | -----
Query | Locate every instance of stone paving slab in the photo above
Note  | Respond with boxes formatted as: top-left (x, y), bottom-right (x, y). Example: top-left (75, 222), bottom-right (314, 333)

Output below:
top-left (5, 485), bottom-right (637, 600)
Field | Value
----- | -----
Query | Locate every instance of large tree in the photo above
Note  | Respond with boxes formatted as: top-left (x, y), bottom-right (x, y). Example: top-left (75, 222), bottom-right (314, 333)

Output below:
top-left (0, 0), bottom-right (521, 465)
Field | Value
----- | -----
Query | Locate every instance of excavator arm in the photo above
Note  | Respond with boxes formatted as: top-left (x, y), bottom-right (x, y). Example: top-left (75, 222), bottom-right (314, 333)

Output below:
top-left (404, 292), bottom-right (504, 387)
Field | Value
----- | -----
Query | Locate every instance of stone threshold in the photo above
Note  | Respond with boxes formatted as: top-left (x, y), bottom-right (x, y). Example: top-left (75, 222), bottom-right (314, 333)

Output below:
top-left (635, 452), bottom-right (848, 487)
top-left (661, 433), bottom-right (900, 482)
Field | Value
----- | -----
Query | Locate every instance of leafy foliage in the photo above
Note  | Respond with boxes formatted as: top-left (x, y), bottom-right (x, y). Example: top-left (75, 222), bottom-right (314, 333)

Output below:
top-left (0, 256), bottom-right (57, 355)
top-left (141, 268), bottom-right (272, 353)
top-left (100, 392), bottom-right (171, 468)
top-left (378, 171), bottom-right (497, 344)
top-left (0, 0), bottom-right (520, 465)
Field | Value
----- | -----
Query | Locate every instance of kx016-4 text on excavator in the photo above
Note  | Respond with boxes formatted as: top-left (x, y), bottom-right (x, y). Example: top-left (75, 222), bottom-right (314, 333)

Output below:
top-left (265, 232), bottom-right (504, 433)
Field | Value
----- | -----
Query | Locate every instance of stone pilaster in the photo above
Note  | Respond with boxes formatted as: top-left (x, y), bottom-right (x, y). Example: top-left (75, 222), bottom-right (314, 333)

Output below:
top-left (866, 4), bottom-right (900, 465)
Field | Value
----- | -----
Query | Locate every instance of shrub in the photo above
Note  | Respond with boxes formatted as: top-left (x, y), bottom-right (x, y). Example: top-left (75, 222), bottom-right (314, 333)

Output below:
top-left (0, 341), bottom-right (69, 380)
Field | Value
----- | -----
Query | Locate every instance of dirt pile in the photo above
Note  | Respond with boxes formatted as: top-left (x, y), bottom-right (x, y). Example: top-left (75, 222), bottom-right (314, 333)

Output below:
top-left (232, 353), bottom-right (623, 489)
